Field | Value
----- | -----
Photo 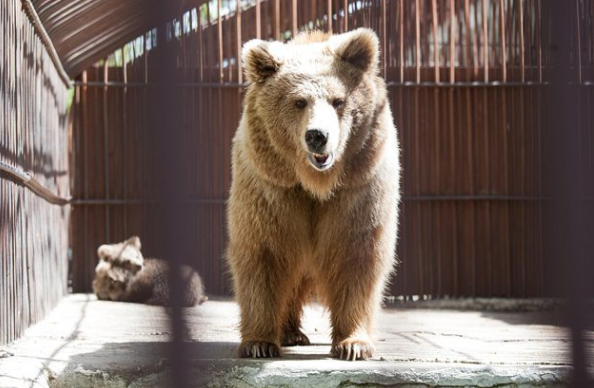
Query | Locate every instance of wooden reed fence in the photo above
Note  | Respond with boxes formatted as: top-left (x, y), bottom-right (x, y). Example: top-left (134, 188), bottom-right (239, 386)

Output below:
top-left (0, 0), bottom-right (70, 345)
top-left (70, 0), bottom-right (594, 298)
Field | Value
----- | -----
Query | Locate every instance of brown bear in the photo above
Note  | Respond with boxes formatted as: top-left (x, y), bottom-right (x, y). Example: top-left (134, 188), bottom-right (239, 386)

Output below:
top-left (93, 236), bottom-right (208, 307)
top-left (227, 28), bottom-right (400, 361)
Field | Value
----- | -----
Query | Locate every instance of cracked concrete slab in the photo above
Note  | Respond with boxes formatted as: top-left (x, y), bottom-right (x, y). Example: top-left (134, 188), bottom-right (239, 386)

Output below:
top-left (0, 294), bottom-right (591, 387)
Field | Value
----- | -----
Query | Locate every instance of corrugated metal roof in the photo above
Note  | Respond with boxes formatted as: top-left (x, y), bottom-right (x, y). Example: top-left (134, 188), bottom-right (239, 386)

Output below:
top-left (30, 0), bottom-right (192, 78)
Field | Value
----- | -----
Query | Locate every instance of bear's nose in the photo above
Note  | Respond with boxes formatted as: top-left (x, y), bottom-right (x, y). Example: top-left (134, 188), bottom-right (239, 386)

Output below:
top-left (305, 129), bottom-right (328, 152)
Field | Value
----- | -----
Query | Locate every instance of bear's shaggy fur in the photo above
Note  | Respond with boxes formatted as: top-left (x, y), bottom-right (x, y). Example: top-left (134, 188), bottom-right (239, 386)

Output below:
top-left (93, 236), bottom-right (208, 307)
top-left (227, 29), bottom-right (400, 360)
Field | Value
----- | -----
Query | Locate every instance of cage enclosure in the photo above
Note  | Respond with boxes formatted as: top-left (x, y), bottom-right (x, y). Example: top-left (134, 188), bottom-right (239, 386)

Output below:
top-left (1, 0), bottom-right (594, 387)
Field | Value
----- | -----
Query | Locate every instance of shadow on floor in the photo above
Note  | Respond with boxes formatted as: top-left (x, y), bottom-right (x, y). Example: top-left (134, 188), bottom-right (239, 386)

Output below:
top-left (59, 339), bottom-right (334, 376)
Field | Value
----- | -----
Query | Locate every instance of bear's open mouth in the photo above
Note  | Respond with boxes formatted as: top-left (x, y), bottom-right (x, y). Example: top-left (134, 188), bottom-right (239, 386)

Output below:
top-left (308, 152), bottom-right (334, 171)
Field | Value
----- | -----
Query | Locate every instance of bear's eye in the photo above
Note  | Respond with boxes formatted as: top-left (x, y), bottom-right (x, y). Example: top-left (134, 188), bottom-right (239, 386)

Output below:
top-left (295, 99), bottom-right (308, 109)
top-left (332, 98), bottom-right (345, 109)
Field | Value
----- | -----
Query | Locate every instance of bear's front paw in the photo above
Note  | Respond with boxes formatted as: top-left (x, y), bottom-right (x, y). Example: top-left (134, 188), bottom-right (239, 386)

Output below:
top-left (281, 329), bottom-right (311, 346)
top-left (238, 341), bottom-right (281, 358)
top-left (331, 338), bottom-right (375, 361)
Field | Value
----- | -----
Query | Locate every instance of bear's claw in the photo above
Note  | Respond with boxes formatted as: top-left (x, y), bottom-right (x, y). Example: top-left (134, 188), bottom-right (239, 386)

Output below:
top-left (238, 341), bottom-right (281, 358)
top-left (281, 329), bottom-right (311, 346)
top-left (331, 338), bottom-right (374, 361)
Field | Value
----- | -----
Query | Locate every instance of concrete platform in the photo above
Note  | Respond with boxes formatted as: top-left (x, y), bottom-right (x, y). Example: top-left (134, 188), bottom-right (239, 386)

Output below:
top-left (0, 294), bottom-right (591, 387)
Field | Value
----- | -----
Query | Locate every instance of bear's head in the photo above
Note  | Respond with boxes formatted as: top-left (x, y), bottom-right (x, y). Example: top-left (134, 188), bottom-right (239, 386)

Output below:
top-left (242, 28), bottom-right (385, 199)
top-left (93, 236), bottom-right (144, 301)
top-left (96, 235), bottom-right (144, 273)
top-left (93, 262), bottom-right (133, 301)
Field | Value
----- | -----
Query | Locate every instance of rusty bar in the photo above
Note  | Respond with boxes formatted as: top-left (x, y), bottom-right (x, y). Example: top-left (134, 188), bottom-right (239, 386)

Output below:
top-left (122, 46), bottom-right (128, 234)
top-left (537, 0), bottom-right (543, 83)
top-left (431, 0), bottom-right (439, 83)
top-left (449, 0), bottom-right (455, 83)
top-left (292, 0), bottom-right (298, 36)
top-left (463, 0), bottom-right (472, 80)
top-left (520, 0), bottom-right (525, 82)
top-left (274, 0), bottom-right (281, 39)
top-left (218, 0), bottom-right (223, 82)
top-left (381, 0), bottom-right (386, 78)
top-left (343, 0), bottom-right (348, 32)
top-left (102, 58), bottom-right (110, 242)
top-left (399, 0), bottom-right (404, 83)
top-left (483, 0), bottom-right (489, 82)
top-left (500, 0), bottom-right (507, 82)
top-left (415, 0), bottom-right (421, 83)
top-left (327, 0), bottom-right (332, 32)
top-left (237, 0), bottom-right (242, 84)
top-left (256, 0), bottom-right (261, 39)
top-left (20, 0), bottom-right (71, 86)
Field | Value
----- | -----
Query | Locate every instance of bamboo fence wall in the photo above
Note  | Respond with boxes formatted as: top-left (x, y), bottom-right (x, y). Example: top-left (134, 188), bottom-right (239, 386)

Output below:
top-left (0, 0), bottom-right (70, 345)
top-left (70, 0), bottom-right (594, 298)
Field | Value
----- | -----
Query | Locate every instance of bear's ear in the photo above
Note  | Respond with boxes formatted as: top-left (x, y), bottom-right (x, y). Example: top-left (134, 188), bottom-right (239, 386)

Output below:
top-left (97, 244), bottom-right (115, 261)
top-left (242, 39), bottom-right (283, 83)
top-left (331, 28), bottom-right (379, 73)
top-left (126, 236), bottom-right (141, 249)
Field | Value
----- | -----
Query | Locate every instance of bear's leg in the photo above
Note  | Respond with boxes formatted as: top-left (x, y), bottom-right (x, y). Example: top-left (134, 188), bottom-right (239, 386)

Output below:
top-left (233, 247), bottom-right (296, 358)
top-left (281, 277), bottom-right (313, 346)
top-left (318, 237), bottom-right (388, 361)
top-left (326, 278), bottom-right (381, 361)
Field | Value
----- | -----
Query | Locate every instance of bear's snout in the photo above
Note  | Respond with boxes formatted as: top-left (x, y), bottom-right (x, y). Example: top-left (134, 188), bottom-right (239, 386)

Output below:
top-left (305, 129), bottom-right (335, 171)
top-left (305, 129), bottom-right (328, 153)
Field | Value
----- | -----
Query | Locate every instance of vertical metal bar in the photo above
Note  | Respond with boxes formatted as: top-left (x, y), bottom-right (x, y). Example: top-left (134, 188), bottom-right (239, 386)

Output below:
top-left (292, 0), bottom-right (298, 36)
top-left (122, 47), bottom-right (128, 236)
top-left (483, 0), bottom-right (489, 82)
top-left (433, 86), bottom-right (442, 295)
top-left (415, 0), bottom-right (420, 83)
top-left (237, 0), bottom-right (242, 83)
top-left (399, 0), bottom-right (404, 83)
top-left (465, 86), bottom-right (476, 295)
top-left (537, 0), bottom-right (542, 83)
top-left (81, 69), bottom-right (89, 292)
top-left (448, 0), bottom-right (457, 295)
top-left (431, 0), bottom-right (439, 83)
top-left (343, 0), bottom-right (348, 32)
top-left (198, 7), bottom-right (204, 82)
top-left (327, 0), bottom-right (332, 32)
top-left (500, 0), bottom-right (507, 82)
top-left (483, 89), bottom-right (492, 296)
top-left (413, 86), bottom-right (422, 297)
top-left (381, 0), bottom-right (386, 78)
top-left (462, 0), bottom-right (472, 80)
top-left (309, 0), bottom-right (315, 29)
top-left (519, 0), bottom-right (525, 82)
top-left (256, 0), bottom-right (261, 39)
top-left (218, 0), bottom-right (223, 82)
top-left (217, 0), bottom-right (225, 294)
top-left (500, 79), bottom-right (510, 297)
top-left (103, 59), bottom-right (110, 242)
top-left (274, 0), bottom-right (281, 39)
top-left (449, 0), bottom-right (455, 83)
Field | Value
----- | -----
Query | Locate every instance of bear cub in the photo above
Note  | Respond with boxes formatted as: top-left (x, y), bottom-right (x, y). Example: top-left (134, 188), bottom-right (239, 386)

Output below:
top-left (93, 236), bottom-right (208, 307)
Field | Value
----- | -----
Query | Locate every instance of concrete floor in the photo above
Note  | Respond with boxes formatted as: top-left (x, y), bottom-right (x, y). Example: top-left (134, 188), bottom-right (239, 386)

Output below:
top-left (0, 294), bottom-right (591, 388)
